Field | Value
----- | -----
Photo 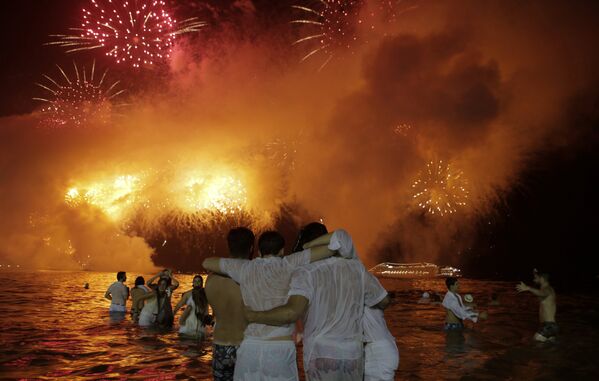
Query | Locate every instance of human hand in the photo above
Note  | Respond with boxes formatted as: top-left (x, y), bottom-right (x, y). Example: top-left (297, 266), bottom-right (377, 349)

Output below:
top-left (516, 282), bottom-right (529, 293)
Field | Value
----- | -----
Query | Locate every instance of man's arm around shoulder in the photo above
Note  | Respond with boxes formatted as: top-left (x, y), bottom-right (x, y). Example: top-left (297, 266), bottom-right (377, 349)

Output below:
top-left (246, 295), bottom-right (309, 326)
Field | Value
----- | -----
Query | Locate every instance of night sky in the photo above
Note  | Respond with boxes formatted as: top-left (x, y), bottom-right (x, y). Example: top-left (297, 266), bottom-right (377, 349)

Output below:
top-left (0, 1), bottom-right (597, 285)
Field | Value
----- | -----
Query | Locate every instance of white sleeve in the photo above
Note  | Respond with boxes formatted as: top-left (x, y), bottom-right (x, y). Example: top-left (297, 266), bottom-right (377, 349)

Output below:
top-left (219, 259), bottom-right (248, 284)
top-left (364, 272), bottom-right (388, 307)
top-left (328, 229), bottom-right (357, 259)
top-left (442, 293), bottom-right (478, 323)
top-left (288, 267), bottom-right (313, 301)
top-left (284, 249), bottom-right (312, 268)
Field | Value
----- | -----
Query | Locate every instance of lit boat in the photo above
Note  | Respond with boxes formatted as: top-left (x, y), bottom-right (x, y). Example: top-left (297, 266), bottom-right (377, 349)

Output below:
top-left (369, 262), bottom-right (462, 278)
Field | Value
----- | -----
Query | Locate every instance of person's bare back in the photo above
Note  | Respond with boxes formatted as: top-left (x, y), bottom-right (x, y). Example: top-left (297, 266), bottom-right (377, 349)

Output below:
top-left (205, 274), bottom-right (247, 345)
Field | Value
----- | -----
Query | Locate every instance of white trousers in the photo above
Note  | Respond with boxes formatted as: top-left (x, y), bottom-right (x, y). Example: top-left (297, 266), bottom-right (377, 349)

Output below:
top-left (364, 340), bottom-right (399, 381)
top-left (109, 304), bottom-right (126, 313)
top-left (234, 338), bottom-right (298, 381)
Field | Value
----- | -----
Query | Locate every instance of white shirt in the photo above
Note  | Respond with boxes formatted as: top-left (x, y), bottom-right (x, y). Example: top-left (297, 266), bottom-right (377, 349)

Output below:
top-left (289, 257), bottom-right (387, 365)
top-left (107, 281), bottom-right (128, 306)
top-left (363, 306), bottom-right (395, 343)
top-left (220, 249), bottom-right (311, 339)
top-left (442, 291), bottom-right (478, 323)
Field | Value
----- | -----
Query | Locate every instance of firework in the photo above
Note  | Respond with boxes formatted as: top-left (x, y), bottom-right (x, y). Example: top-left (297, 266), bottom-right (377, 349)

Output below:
top-left (291, 1), bottom-right (418, 69)
top-left (34, 61), bottom-right (125, 128)
top-left (64, 174), bottom-right (143, 219)
top-left (264, 137), bottom-right (299, 170)
top-left (411, 160), bottom-right (469, 216)
top-left (393, 123), bottom-right (412, 136)
top-left (291, 0), bottom-right (365, 69)
top-left (182, 174), bottom-right (248, 215)
top-left (48, 0), bottom-right (205, 68)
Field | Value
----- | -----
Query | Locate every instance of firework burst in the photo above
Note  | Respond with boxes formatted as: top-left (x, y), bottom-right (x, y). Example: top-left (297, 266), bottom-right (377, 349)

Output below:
top-left (291, 1), bottom-right (418, 69)
top-left (411, 160), bottom-right (469, 216)
top-left (291, 0), bottom-right (365, 69)
top-left (48, 0), bottom-right (205, 68)
top-left (34, 61), bottom-right (125, 128)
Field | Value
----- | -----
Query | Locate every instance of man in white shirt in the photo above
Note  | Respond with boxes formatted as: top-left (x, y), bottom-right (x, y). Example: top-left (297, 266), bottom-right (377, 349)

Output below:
top-left (245, 224), bottom-right (389, 381)
top-left (202, 229), bottom-right (344, 381)
top-left (442, 277), bottom-right (486, 330)
top-left (105, 271), bottom-right (129, 313)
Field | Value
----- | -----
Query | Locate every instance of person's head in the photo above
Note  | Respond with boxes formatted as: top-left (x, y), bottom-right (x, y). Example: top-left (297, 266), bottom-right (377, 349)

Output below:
top-left (292, 222), bottom-right (328, 252)
top-left (533, 268), bottom-right (550, 285)
top-left (445, 277), bottom-right (459, 292)
top-left (134, 276), bottom-right (145, 287)
top-left (117, 271), bottom-right (126, 282)
top-left (227, 227), bottom-right (255, 259)
top-left (157, 277), bottom-right (170, 293)
top-left (258, 231), bottom-right (285, 257)
top-left (192, 275), bottom-right (203, 288)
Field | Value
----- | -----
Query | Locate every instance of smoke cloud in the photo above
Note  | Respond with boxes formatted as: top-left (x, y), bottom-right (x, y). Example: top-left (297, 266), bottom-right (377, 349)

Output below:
top-left (0, 0), bottom-right (597, 271)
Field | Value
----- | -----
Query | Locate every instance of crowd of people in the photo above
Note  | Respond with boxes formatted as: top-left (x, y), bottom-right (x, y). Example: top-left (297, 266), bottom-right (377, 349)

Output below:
top-left (103, 222), bottom-right (557, 381)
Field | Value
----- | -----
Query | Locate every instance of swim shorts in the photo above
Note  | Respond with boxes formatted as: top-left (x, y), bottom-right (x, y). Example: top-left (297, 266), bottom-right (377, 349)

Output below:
top-left (212, 344), bottom-right (238, 381)
top-left (444, 322), bottom-right (464, 331)
top-left (537, 322), bottom-right (559, 338)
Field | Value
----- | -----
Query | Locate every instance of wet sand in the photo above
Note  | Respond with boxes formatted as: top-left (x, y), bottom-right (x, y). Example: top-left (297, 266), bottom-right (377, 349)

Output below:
top-left (0, 271), bottom-right (598, 380)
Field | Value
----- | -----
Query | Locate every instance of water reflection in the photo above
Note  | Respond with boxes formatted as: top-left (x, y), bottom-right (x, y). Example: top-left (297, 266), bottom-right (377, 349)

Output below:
top-left (0, 272), bottom-right (598, 380)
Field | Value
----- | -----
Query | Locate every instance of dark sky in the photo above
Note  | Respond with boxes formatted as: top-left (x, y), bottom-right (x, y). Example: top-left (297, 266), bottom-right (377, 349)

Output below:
top-left (0, 1), bottom-right (597, 283)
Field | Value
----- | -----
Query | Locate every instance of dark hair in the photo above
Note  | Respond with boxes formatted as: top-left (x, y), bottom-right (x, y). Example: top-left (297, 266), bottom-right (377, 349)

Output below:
top-left (135, 276), bottom-right (145, 287)
top-left (292, 222), bottom-right (328, 252)
top-left (117, 271), bottom-right (126, 281)
top-left (258, 231), bottom-right (285, 256)
top-left (158, 277), bottom-right (171, 287)
top-left (445, 277), bottom-right (458, 290)
top-left (191, 275), bottom-right (208, 319)
top-left (227, 227), bottom-right (255, 259)
top-left (534, 268), bottom-right (550, 282)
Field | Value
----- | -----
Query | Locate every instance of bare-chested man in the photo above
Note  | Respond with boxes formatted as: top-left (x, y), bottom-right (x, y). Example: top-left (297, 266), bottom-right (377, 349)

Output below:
top-left (516, 268), bottom-right (557, 342)
top-left (204, 227), bottom-right (252, 381)
top-left (442, 277), bottom-right (487, 330)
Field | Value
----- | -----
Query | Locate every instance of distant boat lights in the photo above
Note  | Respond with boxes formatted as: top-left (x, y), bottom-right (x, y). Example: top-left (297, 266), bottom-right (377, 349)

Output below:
top-left (369, 262), bottom-right (462, 278)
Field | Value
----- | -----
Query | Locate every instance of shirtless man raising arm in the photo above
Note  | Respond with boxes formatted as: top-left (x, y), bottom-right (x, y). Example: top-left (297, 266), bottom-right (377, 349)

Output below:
top-left (517, 268), bottom-right (557, 342)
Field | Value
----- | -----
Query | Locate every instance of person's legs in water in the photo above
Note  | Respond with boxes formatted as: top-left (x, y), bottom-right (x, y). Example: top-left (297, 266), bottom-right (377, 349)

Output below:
top-left (534, 322), bottom-right (559, 342)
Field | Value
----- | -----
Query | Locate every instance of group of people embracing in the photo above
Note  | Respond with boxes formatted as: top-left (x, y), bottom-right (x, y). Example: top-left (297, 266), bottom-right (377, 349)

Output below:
top-left (201, 223), bottom-right (399, 381)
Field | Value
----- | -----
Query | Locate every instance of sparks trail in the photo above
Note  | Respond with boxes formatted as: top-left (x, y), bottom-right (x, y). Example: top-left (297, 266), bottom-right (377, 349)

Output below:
top-left (291, 1), bottom-right (418, 70)
top-left (33, 61), bottom-right (125, 129)
top-left (411, 159), bottom-right (469, 216)
top-left (47, 0), bottom-right (205, 68)
top-left (291, 0), bottom-right (364, 70)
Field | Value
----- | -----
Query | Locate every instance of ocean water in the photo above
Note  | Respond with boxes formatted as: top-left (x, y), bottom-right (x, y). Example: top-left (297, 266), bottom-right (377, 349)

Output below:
top-left (0, 271), bottom-right (598, 380)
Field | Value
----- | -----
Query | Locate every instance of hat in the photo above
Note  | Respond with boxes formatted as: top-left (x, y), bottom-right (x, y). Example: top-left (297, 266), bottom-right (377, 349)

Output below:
top-left (422, 292), bottom-right (430, 299)
top-left (464, 294), bottom-right (474, 303)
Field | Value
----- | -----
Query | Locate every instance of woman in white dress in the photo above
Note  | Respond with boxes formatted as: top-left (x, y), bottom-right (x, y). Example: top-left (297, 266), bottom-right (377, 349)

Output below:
top-left (137, 270), bottom-right (179, 327)
top-left (174, 275), bottom-right (208, 339)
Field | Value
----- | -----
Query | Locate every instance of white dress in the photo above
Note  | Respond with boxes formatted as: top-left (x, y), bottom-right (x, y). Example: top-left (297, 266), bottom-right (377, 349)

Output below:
top-left (138, 298), bottom-right (157, 327)
top-left (178, 295), bottom-right (206, 338)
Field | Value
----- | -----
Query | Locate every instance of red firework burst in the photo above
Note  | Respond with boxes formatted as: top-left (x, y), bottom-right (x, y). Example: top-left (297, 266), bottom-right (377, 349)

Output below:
top-left (33, 61), bottom-right (125, 129)
top-left (48, 0), bottom-right (205, 68)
